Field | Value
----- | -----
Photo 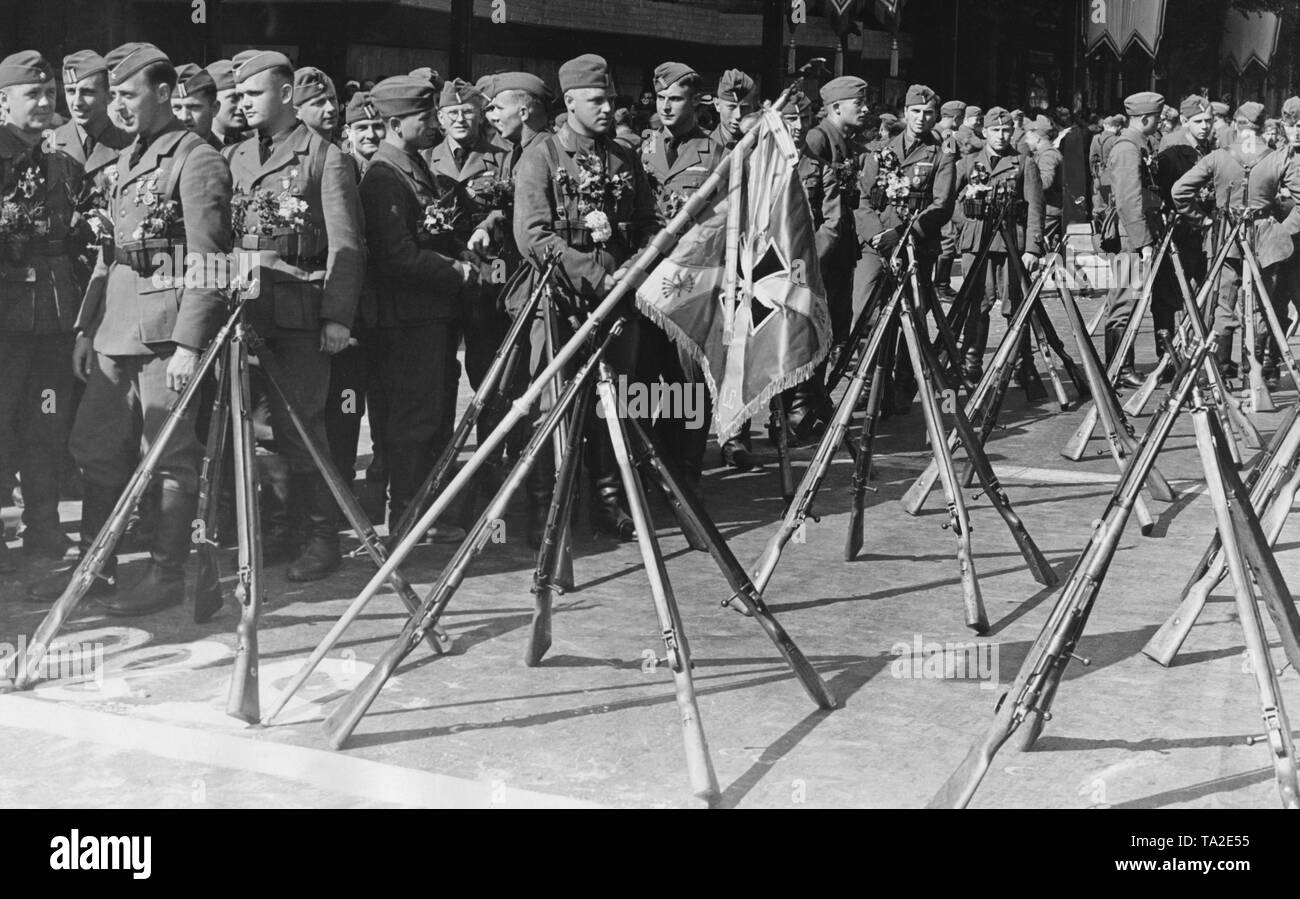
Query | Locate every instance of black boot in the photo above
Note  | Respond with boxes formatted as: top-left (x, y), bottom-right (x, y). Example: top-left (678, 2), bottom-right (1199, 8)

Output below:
top-left (1118, 330), bottom-right (1142, 388)
top-left (935, 256), bottom-right (955, 300)
top-left (27, 482), bottom-right (119, 601)
top-left (1217, 330), bottom-right (1238, 379)
top-left (1105, 328), bottom-right (1141, 389)
top-left (1155, 329), bottom-right (1175, 384)
top-left (589, 469), bottom-right (635, 542)
top-left (262, 469), bottom-right (301, 564)
top-left (961, 311), bottom-right (990, 383)
top-left (287, 475), bottom-right (342, 582)
top-left (786, 366), bottom-right (830, 444)
top-left (97, 486), bottom-right (194, 616)
top-left (719, 428), bottom-right (754, 472)
top-left (1259, 331), bottom-right (1279, 389)
top-left (1013, 319), bottom-right (1048, 401)
top-left (524, 448), bottom-right (556, 551)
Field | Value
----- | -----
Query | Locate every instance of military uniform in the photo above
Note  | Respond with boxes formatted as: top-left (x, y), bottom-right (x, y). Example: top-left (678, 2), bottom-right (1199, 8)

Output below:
top-left (933, 100), bottom-right (966, 295)
top-left (60, 43), bottom-right (233, 614)
top-left (358, 77), bottom-right (478, 532)
top-left (513, 54), bottom-right (658, 540)
top-left (0, 53), bottom-right (84, 564)
top-left (1245, 104), bottom-right (1300, 382)
top-left (1027, 116), bottom-right (1063, 240)
top-left (954, 108), bottom-right (986, 157)
top-left (227, 50), bottom-right (366, 579)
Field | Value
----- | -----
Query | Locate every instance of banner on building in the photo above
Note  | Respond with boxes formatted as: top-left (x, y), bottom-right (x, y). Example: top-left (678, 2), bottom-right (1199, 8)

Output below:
top-left (1221, 7), bottom-right (1281, 74)
top-left (1083, 0), bottom-right (1167, 58)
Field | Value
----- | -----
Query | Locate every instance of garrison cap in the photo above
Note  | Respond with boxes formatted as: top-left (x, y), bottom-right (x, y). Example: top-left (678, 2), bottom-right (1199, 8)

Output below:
top-left (293, 67), bottom-right (336, 105)
top-left (1235, 101), bottom-right (1266, 129)
top-left (409, 67), bottom-right (444, 90)
top-left (177, 69), bottom-right (216, 99)
top-left (940, 100), bottom-right (966, 119)
top-left (1282, 96), bottom-right (1300, 124)
top-left (1011, 108), bottom-right (1024, 117)
top-left (905, 83), bottom-right (939, 108)
top-left (477, 71), bottom-right (550, 103)
top-left (174, 63), bottom-right (202, 84)
top-left (0, 51), bottom-right (54, 89)
top-left (231, 50), bottom-right (293, 84)
top-left (439, 78), bottom-right (481, 108)
top-left (1024, 114), bottom-right (1055, 135)
top-left (105, 43), bottom-right (169, 86)
top-left (964, 105), bottom-right (983, 119)
top-left (370, 75), bottom-right (437, 118)
top-left (558, 54), bottom-right (611, 93)
top-left (345, 92), bottom-right (380, 125)
top-left (206, 60), bottom-right (236, 93)
top-left (984, 106), bottom-right (1014, 128)
top-left (717, 68), bottom-right (757, 103)
top-left (1123, 91), bottom-right (1164, 116)
top-left (1210, 101), bottom-right (1230, 116)
top-left (653, 62), bottom-right (696, 92)
top-left (782, 89), bottom-right (813, 116)
top-left (820, 75), bottom-right (867, 105)
top-left (1180, 94), bottom-right (1211, 118)
top-left (62, 51), bottom-right (107, 84)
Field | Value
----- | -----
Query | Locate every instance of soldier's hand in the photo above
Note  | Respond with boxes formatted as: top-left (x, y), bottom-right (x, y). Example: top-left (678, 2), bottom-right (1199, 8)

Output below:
top-left (467, 228), bottom-right (492, 256)
top-left (166, 346), bottom-right (201, 394)
top-left (1139, 245), bottom-right (1154, 266)
top-left (1021, 252), bottom-right (1040, 272)
top-left (454, 259), bottom-right (480, 286)
top-left (872, 227), bottom-right (902, 254)
top-left (72, 333), bottom-right (94, 383)
top-left (320, 321), bottom-right (351, 355)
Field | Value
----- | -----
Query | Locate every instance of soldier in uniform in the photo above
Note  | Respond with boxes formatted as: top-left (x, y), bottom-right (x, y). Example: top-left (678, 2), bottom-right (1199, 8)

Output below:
top-left (29, 43), bottom-right (233, 612)
top-left (228, 50), bottom-right (365, 581)
top-left (0, 52), bottom-right (83, 572)
top-left (512, 53), bottom-right (658, 541)
top-left (1024, 115), bottom-right (1062, 243)
top-left (1211, 100), bottom-right (1233, 150)
top-left (936, 100), bottom-right (965, 142)
top-left (343, 91), bottom-right (384, 176)
top-left (710, 69), bottom-right (759, 152)
top-left (206, 60), bottom-right (247, 148)
top-left (1103, 91), bottom-right (1166, 387)
top-left (1089, 113), bottom-right (1124, 217)
top-left (955, 105), bottom-right (985, 157)
top-left (953, 107), bottom-right (1045, 383)
top-left (933, 100), bottom-right (966, 298)
top-left (1248, 96), bottom-right (1300, 387)
top-left (294, 67), bottom-right (340, 143)
top-left (54, 51), bottom-right (132, 186)
top-left (170, 66), bottom-right (223, 150)
top-left (357, 76), bottom-right (480, 537)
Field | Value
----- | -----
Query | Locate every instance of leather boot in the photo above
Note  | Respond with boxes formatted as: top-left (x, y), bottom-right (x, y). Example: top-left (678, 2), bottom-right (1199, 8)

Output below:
top-left (1217, 329), bottom-right (1238, 379)
top-left (262, 469), bottom-right (301, 564)
top-left (961, 311), bottom-right (990, 383)
top-left (1259, 330), bottom-right (1279, 389)
top-left (1155, 329), bottom-right (1175, 384)
top-left (98, 486), bottom-right (194, 616)
top-left (587, 431), bottom-right (635, 541)
top-left (27, 482), bottom-right (119, 601)
top-left (525, 446), bottom-right (556, 550)
top-left (1012, 318), bottom-right (1048, 401)
top-left (785, 364), bottom-right (830, 444)
top-left (1118, 331), bottom-right (1142, 388)
top-left (719, 428), bottom-right (754, 472)
top-left (1269, 339), bottom-right (1284, 390)
top-left (287, 474), bottom-right (342, 582)
top-left (935, 256), bottom-right (955, 299)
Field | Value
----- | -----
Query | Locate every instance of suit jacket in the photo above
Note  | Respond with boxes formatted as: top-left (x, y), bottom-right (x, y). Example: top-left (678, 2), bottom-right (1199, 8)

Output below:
top-left (0, 128), bottom-right (84, 333)
top-left (1245, 146), bottom-right (1300, 269)
top-left (423, 133), bottom-right (511, 236)
top-left (226, 122), bottom-right (366, 334)
top-left (640, 124), bottom-right (719, 223)
top-left (1057, 123), bottom-right (1091, 226)
top-left (50, 117), bottom-right (131, 188)
top-left (857, 128), bottom-right (957, 258)
top-left (1155, 127), bottom-right (1211, 205)
top-left (359, 141), bottom-right (472, 327)
top-left (954, 146), bottom-right (1044, 256)
top-left (803, 118), bottom-right (862, 267)
top-left (512, 123), bottom-right (658, 300)
top-left (1172, 141), bottom-right (1275, 259)
top-left (76, 120), bottom-right (232, 354)
top-left (1108, 127), bottom-right (1163, 251)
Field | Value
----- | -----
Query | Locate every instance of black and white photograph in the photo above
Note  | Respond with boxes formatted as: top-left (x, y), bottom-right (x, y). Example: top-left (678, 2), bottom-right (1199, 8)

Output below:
top-left (0, 0), bottom-right (1296, 857)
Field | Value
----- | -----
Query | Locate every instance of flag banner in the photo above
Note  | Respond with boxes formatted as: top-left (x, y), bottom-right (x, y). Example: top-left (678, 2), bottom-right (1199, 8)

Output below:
top-left (635, 111), bottom-right (831, 444)
top-left (1084, 0), bottom-right (1167, 58)
top-left (828, 0), bottom-right (867, 36)
top-left (1222, 8), bottom-right (1281, 74)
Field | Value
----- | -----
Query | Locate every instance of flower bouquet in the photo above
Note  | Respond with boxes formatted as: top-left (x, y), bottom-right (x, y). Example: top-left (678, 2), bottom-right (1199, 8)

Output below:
top-left (0, 159), bottom-right (48, 264)
top-left (233, 171), bottom-right (314, 258)
top-left (553, 152), bottom-right (633, 246)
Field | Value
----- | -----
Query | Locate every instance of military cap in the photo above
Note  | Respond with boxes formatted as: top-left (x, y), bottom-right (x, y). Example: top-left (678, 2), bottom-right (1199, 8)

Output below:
top-left (940, 100), bottom-right (966, 119)
top-left (370, 75), bottom-right (437, 118)
top-left (409, 67), bottom-right (443, 90)
top-left (105, 43), bottom-right (169, 86)
top-left (206, 60), bottom-right (236, 93)
top-left (177, 69), bottom-right (216, 99)
top-left (879, 112), bottom-right (898, 125)
top-left (653, 62), bottom-right (696, 92)
top-left (174, 63), bottom-right (202, 84)
top-left (1105, 113), bottom-right (1128, 129)
top-left (782, 90), bottom-right (813, 116)
top-left (1163, 104), bottom-right (1179, 120)
top-left (984, 106), bottom-right (1014, 128)
top-left (293, 67), bottom-right (335, 105)
top-left (1179, 94), bottom-right (1211, 118)
top-left (1282, 96), bottom-right (1300, 124)
top-left (717, 68), bottom-right (757, 103)
top-left (820, 75), bottom-right (867, 105)
top-left (1011, 108), bottom-right (1024, 117)
top-left (439, 78), bottom-right (482, 108)
top-left (1235, 101), bottom-right (1266, 129)
top-left (345, 92), bottom-right (380, 125)
top-left (1210, 101), bottom-right (1230, 116)
top-left (62, 50), bottom-right (107, 84)
top-left (0, 51), bottom-right (54, 89)
top-left (905, 83), bottom-right (939, 108)
top-left (559, 54), bottom-right (611, 93)
top-left (1123, 91), bottom-right (1164, 117)
top-left (1024, 114), bottom-right (1055, 135)
top-left (231, 50), bottom-right (293, 85)
top-left (964, 105), bottom-right (983, 119)
top-left (477, 71), bottom-right (550, 103)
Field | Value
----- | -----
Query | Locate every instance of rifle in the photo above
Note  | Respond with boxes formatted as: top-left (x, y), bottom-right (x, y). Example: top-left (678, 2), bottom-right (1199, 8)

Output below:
top-left (191, 358), bottom-right (232, 624)
top-left (844, 319), bottom-right (889, 561)
top-left (226, 322), bottom-right (263, 723)
top-left (927, 332), bottom-right (1215, 807)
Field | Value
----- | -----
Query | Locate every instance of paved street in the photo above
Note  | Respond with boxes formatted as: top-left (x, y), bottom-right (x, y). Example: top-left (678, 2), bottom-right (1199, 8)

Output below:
top-left (3, 279), bottom-right (1300, 809)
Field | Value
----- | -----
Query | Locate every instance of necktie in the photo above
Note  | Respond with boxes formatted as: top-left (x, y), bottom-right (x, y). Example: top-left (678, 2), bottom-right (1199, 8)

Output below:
top-left (259, 134), bottom-right (273, 164)
top-left (453, 145), bottom-right (468, 170)
top-left (664, 135), bottom-right (677, 168)
top-left (128, 139), bottom-right (146, 170)
top-left (82, 131), bottom-right (95, 159)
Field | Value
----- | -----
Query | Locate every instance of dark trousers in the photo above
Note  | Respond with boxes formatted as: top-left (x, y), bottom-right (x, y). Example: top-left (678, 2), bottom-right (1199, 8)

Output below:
top-left (460, 285), bottom-right (510, 446)
top-left (1152, 230), bottom-right (1205, 334)
top-left (70, 349), bottom-right (202, 495)
top-left (324, 343), bottom-right (366, 481)
top-left (258, 335), bottom-right (331, 477)
top-left (0, 331), bottom-right (75, 534)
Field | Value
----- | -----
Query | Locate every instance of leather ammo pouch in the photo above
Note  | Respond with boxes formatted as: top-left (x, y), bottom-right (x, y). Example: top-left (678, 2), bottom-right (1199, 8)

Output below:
top-left (115, 232), bottom-right (185, 276)
top-left (552, 218), bottom-right (637, 252)
top-left (239, 225), bottom-right (327, 268)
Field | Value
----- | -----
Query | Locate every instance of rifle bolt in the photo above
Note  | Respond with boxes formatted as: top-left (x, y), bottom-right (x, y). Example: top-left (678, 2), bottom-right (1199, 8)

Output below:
top-left (1069, 652), bottom-right (1092, 666)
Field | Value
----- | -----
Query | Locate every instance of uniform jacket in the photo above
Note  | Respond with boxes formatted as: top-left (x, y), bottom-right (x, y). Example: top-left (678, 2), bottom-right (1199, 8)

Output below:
top-left (424, 132), bottom-right (511, 236)
top-left (954, 124), bottom-right (985, 157)
top-left (1244, 145), bottom-right (1300, 270)
top-left (1055, 123), bottom-right (1091, 226)
top-left (856, 128), bottom-right (957, 258)
top-left (954, 145), bottom-right (1045, 256)
top-left (226, 122), bottom-right (366, 334)
top-left (1172, 140), bottom-right (1275, 260)
top-left (76, 120), bottom-right (233, 354)
top-left (1155, 127), bottom-right (1211, 204)
top-left (639, 124), bottom-right (719, 224)
top-left (1108, 127), bottom-right (1164, 251)
top-left (482, 125), bottom-right (548, 250)
top-left (708, 124), bottom-right (739, 153)
top-left (512, 123), bottom-right (658, 300)
top-left (0, 128), bottom-right (84, 333)
top-left (50, 116), bottom-right (131, 189)
top-left (359, 140), bottom-right (474, 327)
top-left (803, 117), bottom-right (862, 267)
top-left (1034, 145), bottom-right (1063, 225)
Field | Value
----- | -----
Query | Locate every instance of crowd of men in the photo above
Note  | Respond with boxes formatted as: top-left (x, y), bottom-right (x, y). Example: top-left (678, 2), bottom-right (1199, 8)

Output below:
top-left (1, 39), bottom-right (1298, 624)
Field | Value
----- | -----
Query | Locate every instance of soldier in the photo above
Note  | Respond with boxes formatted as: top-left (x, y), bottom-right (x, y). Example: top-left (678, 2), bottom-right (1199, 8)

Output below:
top-left (294, 67), bottom-right (340, 143)
top-left (935, 100), bottom-right (965, 142)
top-left (343, 91), bottom-right (384, 176)
top-left (170, 66), bottom-right (223, 150)
top-left (0, 52), bottom-right (83, 573)
top-left (1024, 115), bottom-right (1062, 243)
top-left (357, 76), bottom-right (479, 538)
top-left (205, 60), bottom-right (247, 148)
top-left (228, 50), bottom-right (365, 581)
top-left (953, 107), bottom-right (1045, 383)
top-left (638, 61), bottom-right (738, 475)
top-left (1089, 113), bottom-right (1124, 220)
top-left (1102, 92), bottom-right (1167, 387)
top-left (1010, 108), bottom-right (1026, 151)
top-left (955, 105), bottom-right (985, 157)
top-left (933, 99), bottom-right (966, 298)
top-left (1211, 100), bottom-right (1233, 149)
top-left (54, 50), bottom-right (131, 184)
top-left (710, 69), bottom-right (759, 152)
top-left (29, 43), bottom-right (233, 612)
top-left (512, 53), bottom-right (658, 540)
top-left (1248, 96), bottom-right (1300, 388)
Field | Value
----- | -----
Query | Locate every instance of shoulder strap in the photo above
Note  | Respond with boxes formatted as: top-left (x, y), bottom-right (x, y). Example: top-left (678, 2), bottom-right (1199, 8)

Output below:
top-left (161, 131), bottom-right (204, 201)
top-left (308, 131), bottom-right (329, 188)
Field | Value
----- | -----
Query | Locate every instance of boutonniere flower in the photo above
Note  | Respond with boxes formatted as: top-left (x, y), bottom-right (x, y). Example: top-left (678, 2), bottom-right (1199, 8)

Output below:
top-left (131, 199), bottom-right (180, 241)
top-left (584, 210), bottom-right (612, 244)
top-left (421, 199), bottom-right (458, 236)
